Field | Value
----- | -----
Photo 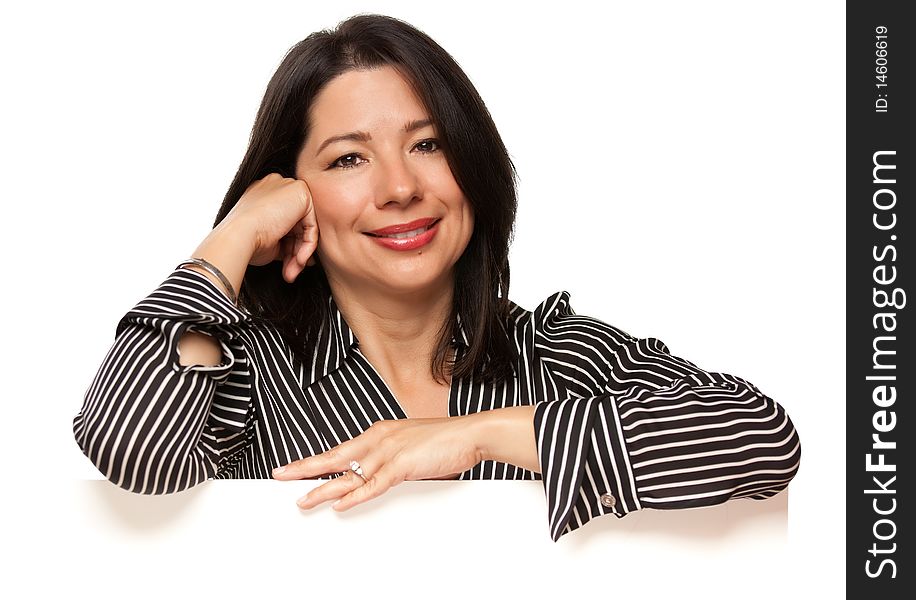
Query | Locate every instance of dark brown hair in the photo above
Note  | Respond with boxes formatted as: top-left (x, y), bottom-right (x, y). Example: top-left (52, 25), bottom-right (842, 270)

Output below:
top-left (214, 13), bottom-right (518, 384)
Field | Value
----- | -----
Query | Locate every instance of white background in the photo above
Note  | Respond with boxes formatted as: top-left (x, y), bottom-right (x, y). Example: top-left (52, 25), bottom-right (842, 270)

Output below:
top-left (2, 0), bottom-right (844, 597)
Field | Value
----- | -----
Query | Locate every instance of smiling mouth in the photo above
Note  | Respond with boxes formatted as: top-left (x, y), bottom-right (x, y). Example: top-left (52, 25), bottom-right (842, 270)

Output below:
top-left (364, 219), bottom-right (441, 239)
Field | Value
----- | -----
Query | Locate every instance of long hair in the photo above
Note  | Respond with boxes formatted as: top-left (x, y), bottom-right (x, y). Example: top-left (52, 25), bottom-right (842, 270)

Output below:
top-left (213, 14), bottom-right (518, 384)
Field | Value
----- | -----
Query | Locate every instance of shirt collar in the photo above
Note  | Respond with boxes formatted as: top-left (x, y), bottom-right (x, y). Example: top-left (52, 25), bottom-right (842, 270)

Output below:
top-left (314, 293), bottom-right (470, 379)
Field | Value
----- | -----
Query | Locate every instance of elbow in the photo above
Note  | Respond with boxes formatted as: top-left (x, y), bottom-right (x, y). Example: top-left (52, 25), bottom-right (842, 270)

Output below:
top-left (73, 414), bottom-right (141, 495)
top-left (73, 410), bottom-right (213, 496)
top-left (72, 412), bottom-right (155, 495)
top-left (72, 333), bottom-right (218, 495)
top-left (739, 392), bottom-right (801, 499)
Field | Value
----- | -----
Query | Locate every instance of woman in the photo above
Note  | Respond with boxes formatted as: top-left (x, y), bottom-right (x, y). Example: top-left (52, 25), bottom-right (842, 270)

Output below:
top-left (72, 13), bottom-right (801, 542)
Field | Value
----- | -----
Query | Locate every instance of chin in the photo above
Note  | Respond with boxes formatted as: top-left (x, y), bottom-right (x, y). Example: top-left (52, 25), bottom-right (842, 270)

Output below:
top-left (374, 264), bottom-right (454, 295)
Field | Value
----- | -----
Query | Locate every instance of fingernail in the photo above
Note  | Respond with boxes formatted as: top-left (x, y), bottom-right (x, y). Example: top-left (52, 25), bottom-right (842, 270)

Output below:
top-left (331, 500), bottom-right (341, 509)
top-left (273, 466), bottom-right (286, 475)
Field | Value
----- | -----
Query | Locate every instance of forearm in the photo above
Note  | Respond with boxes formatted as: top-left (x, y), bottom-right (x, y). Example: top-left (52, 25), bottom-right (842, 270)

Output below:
top-left (186, 219), bottom-right (257, 301)
top-left (470, 405), bottom-right (540, 474)
top-left (179, 221), bottom-right (257, 367)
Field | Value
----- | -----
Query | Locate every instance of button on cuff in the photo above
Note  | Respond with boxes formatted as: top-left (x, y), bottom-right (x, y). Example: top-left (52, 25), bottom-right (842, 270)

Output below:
top-left (600, 493), bottom-right (617, 509)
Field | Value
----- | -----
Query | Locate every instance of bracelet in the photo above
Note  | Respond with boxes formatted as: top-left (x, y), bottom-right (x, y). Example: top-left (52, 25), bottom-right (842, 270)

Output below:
top-left (176, 258), bottom-right (238, 305)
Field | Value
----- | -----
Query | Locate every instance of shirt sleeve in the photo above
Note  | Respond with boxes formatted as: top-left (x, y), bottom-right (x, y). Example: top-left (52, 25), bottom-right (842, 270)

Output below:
top-left (529, 291), bottom-right (802, 542)
top-left (72, 267), bottom-right (255, 495)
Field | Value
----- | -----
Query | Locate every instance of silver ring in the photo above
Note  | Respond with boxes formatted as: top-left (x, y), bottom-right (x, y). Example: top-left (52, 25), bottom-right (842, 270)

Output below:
top-left (349, 460), bottom-right (367, 482)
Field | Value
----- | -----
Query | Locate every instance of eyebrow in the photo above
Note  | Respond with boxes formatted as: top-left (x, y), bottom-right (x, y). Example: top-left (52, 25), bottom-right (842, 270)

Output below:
top-left (315, 118), bottom-right (434, 157)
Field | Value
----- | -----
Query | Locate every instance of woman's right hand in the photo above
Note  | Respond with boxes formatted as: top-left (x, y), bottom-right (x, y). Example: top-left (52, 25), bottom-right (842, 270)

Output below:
top-left (223, 173), bottom-right (319, 283)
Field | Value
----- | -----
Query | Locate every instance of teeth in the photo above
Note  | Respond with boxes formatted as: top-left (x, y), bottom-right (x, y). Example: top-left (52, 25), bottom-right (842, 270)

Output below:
top-left (379, 222), bottom-right (435, 239)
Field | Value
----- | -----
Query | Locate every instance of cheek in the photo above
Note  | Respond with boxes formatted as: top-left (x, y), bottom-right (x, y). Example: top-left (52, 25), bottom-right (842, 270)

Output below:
top-left (310, 186), bottom-right (363, 230)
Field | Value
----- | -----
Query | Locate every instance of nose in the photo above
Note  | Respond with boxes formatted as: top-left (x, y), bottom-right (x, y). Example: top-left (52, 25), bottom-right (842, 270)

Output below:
top-left (373, 151), bottom-right (422, 209)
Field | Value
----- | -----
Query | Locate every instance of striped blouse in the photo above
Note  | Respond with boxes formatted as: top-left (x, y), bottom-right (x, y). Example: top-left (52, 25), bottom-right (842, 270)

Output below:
top-left (73, 266), bottom-right (801, 541)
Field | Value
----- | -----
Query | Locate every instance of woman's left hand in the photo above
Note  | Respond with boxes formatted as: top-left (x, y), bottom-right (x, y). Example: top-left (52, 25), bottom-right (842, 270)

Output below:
top-left (272, 416), bottom-right (484, 511)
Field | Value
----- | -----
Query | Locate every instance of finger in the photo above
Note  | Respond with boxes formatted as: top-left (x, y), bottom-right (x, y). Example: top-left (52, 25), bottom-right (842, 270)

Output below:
top-left (332, 463), bottom-right (402, 512)
top-left (297, 241), bottom-right (317, 269)
top-left (282, 257), bottom-right (302, 283)
top-left (273, 447), bottom-right (354, 480)
top-left (298, 215), bottom-right (319, 267)
top-left (274, 235), bottom-right (293, 281)
top-left (283, 230), bottom-right (306, 282)
top-left (303, 211), bottom-right (319, 244)
top-left (278, 234), bottom-right (294, 264)
top-left (291, 227), bottom-right (313, 268)
top-left (282, 249), bottom-right (305, 283)
top-left (296, 471), bottom-right (362, 509)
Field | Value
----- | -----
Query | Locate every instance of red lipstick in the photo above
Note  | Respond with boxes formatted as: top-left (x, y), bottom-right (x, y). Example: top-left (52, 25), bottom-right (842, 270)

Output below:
top-left (366, 217), bottom-right (439, 236)
top-left (364, 217), bottom-right (441, 251)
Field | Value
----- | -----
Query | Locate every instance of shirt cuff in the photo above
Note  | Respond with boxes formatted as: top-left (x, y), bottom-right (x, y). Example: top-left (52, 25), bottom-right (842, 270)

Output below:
top-left (116, 266), bottom-right (253, 378)
top-left (533, 393), bottom-right (639, 542)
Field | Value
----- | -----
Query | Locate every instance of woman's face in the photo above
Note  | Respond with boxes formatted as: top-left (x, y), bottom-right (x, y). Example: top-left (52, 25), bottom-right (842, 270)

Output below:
top-left (295, 66), bottom-right (474, 298)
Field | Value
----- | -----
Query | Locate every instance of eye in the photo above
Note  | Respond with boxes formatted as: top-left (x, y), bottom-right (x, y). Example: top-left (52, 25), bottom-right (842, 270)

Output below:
top-left (328, 153), bottom-right (367, 170)
top-left (414, 139), bottom-right (440, 153)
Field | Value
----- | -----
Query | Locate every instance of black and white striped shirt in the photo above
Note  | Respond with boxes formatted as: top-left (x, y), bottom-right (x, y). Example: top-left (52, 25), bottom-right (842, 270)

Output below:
top-left (73, 267), bottom-right (801, 541)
